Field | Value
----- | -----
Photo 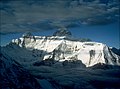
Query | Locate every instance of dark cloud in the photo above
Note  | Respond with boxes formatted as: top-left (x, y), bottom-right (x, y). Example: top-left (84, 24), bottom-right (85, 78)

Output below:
top-left (0, 0), bottom-right (119, 34)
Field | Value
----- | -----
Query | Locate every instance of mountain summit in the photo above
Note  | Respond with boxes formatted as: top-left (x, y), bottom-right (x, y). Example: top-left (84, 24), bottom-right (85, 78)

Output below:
top-left (53, 27), bottom-right (72, 37)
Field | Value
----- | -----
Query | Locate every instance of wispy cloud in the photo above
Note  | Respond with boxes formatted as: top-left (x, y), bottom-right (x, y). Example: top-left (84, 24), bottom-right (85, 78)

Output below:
top-left (0, 0), bottom-right (119, 34)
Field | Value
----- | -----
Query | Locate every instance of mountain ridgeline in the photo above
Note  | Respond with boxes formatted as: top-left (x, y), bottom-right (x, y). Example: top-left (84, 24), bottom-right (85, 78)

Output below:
top-left (5, 29), bottom-right (119, 67)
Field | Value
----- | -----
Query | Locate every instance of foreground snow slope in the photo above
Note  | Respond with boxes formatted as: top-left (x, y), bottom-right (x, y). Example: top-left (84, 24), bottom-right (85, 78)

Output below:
top-left (8, 34), bottom-right (119, 67)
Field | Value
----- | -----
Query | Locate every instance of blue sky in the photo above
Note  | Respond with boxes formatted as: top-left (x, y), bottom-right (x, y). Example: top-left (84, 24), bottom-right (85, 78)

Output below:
top-left (70, 22), bottom-right (119, 48)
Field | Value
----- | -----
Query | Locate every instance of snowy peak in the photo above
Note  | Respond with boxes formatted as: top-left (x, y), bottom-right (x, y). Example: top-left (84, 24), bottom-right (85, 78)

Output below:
top-left (9, 33), bottom-right (120, 67)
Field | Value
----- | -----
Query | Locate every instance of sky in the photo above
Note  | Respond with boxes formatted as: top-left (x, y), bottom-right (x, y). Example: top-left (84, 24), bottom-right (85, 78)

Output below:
top-left (0, 0), bottom-right (120, 48)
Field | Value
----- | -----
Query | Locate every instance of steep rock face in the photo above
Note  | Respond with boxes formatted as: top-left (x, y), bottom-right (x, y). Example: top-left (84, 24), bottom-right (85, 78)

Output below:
top-left (9, 34), bottom-right (120, 67)
top-left (0, 51), bottom-right (41, 89)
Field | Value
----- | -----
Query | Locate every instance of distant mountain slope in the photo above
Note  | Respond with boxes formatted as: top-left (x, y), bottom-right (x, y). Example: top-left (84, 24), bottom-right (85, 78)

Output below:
top-left (0, 51), bottom-right (41, 89)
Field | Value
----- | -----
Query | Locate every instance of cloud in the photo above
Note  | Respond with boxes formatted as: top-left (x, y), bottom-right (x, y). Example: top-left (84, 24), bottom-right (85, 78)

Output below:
top-left (0, 0), bottom-right (119, 34)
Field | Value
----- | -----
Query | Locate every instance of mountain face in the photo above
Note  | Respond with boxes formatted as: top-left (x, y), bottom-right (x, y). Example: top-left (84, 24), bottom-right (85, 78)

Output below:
top-left (2, 31), bottom-right (120, 67)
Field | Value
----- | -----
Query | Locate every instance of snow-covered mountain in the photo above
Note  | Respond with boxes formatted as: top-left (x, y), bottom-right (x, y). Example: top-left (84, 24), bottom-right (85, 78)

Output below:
top-left (1, 30), bottom-right (120, 67)
top-left (1, 29), bottom-right (120, 89)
